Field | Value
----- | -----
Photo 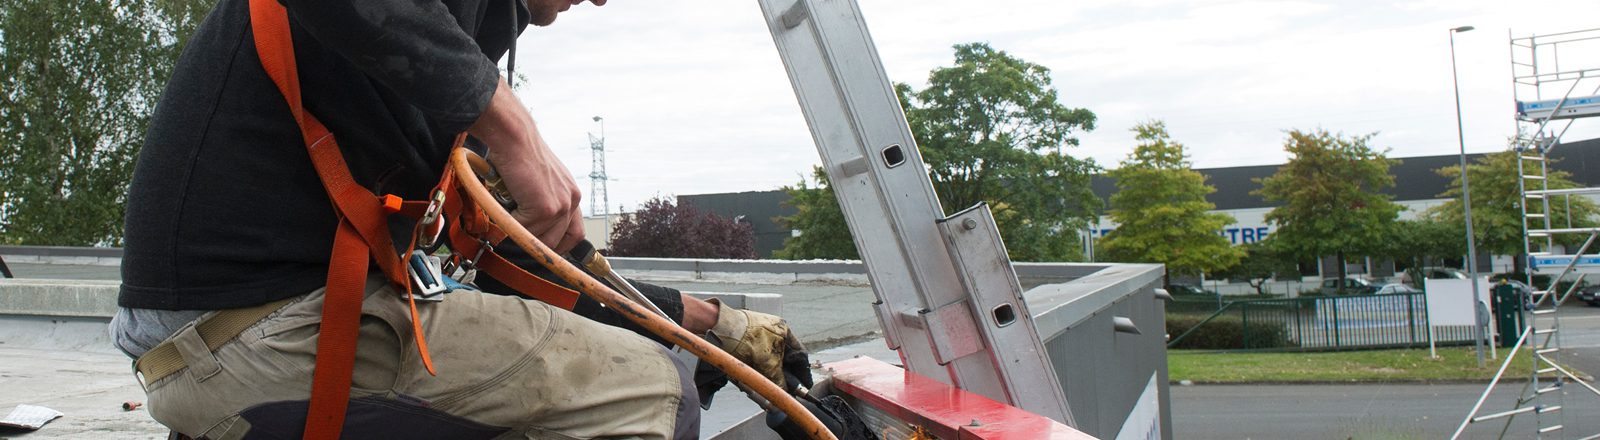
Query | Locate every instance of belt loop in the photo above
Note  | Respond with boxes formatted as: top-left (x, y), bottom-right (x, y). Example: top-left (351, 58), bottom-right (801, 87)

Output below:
top-left (172, 323), bottom-right (224, 383)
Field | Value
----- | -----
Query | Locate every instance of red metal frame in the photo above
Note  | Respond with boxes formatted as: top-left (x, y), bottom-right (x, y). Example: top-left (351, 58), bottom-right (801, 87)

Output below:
top-left (826, 357), bottom-right (1095, 440)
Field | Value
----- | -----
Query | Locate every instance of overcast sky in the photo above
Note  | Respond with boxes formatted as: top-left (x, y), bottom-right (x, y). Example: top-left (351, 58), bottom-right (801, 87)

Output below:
top-left (506, 0), bottom-right (1600, 216)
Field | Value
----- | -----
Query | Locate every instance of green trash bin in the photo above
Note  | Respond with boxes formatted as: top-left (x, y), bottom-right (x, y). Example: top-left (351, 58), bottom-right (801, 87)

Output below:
top-left (1491, 283), bottom-right (1526, 348)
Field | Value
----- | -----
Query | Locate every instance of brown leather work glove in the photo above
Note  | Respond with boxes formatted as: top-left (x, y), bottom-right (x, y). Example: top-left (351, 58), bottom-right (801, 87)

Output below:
top-left (706, 299), bottom-right (811, 392)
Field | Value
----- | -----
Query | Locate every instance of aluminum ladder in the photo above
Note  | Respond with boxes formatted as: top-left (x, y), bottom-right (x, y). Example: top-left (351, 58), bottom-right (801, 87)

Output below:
top-left (753, 0), bottom-right (1075, 425)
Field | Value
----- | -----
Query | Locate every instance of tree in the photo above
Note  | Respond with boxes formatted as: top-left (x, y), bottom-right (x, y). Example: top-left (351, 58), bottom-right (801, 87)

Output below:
top-left (607, 196), bottom-right (756, 259)
top-left (1424, 149), bottom-right (1599, 273)
top-left (1099, 121), bottom-right (1243, 279)
top-left (0, 0), bottom-right (214, 246)
top-left (776, 42), bottom-right (1099, 261)
top-left (1379, 218), bottom-right (1464, 270)
top-left (1215, 239), bottom-right (1300, 295)
top-left (773, 168), bottom-right (859, 260)
top-left (1253, 129), bottom-right (1402, 293)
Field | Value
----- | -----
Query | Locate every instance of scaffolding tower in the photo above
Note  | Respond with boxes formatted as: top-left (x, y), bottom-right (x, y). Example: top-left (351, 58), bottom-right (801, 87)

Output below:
top-left (1454, 27), bottom-right (1600, 440)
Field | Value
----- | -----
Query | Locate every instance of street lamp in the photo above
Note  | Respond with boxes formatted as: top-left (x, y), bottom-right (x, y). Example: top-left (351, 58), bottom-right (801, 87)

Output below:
top-left (1449, 25), bottom-right (1486, 367)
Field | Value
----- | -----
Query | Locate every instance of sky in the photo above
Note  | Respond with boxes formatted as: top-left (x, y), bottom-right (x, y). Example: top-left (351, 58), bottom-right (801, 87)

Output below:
top-left (506, 0), bottom-right (1600, 216)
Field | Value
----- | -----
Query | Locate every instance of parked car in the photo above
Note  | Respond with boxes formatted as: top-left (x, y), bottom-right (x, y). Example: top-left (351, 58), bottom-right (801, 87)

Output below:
top-left (1164, 284), bottom-right (1218, 297)
top-left (1375, 283), bottom-right (1422, 295)
top-left (1320, 277), bottom-right (1379, 295)
top-left (1579, 284), bottom-right (1600, 306)
top-left (1399, 266), bottom-right (1466, 287)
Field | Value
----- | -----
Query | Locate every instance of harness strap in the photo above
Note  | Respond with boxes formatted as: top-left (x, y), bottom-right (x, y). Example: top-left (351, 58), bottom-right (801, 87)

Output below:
top-left (248, 2), bottom-right (412, 439)
top-left (247, 1), bottom-right (584, 438)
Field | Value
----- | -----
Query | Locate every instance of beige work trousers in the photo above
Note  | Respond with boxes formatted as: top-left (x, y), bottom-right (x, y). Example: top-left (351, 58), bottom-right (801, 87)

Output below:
top-left (140, 276), bottom-right (689, 439)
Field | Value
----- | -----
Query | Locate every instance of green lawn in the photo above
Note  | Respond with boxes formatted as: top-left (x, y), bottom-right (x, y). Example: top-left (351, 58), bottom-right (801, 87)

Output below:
top-left (1168, 347), bottom-right (1570, 383)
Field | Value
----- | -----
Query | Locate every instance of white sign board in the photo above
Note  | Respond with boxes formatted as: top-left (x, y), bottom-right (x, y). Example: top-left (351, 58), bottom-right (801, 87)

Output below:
top-left (1425, 278), bottom-right (1489, 326)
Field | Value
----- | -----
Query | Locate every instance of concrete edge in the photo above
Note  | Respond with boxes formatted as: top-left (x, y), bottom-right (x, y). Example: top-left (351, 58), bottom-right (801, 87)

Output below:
top-left (0, 279), bottom-right (120, 318)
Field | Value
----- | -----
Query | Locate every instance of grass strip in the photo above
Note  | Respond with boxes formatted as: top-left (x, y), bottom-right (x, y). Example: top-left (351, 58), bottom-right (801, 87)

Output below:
top-left (1168, 347), bottom-right (1574, 383)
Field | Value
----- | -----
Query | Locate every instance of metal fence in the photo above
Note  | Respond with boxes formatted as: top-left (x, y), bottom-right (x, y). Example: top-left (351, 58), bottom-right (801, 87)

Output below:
top-left (1169, 292), bottom-right (1480, 351)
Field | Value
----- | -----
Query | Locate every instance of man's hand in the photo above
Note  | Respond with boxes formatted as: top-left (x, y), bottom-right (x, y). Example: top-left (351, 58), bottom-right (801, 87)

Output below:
top-left (468, 78), bottom-right (585, 253)
top-left (706, 300), bottom-right (813, 393)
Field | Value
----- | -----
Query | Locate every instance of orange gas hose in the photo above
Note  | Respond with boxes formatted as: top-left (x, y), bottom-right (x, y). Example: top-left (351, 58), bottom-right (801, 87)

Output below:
top-left (449, 148), bottom-right (835, 440)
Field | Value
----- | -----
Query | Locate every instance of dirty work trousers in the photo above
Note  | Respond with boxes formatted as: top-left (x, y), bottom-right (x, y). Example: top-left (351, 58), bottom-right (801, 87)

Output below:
top-left (140, 276), bottom-right (699, 439)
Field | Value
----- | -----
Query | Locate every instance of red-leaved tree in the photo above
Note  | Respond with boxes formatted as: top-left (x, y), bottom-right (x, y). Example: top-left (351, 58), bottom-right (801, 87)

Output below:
top-left (607, 196), bottom-right (756, 259)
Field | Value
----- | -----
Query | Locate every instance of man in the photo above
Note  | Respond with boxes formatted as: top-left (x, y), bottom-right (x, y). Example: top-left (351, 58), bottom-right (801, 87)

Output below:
top-left (113, 0), bottom-right (804, 438)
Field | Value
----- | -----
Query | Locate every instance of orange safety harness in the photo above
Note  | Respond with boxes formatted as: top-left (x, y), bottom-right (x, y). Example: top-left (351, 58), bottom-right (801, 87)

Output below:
top-left (247, 1), bottom-right (579, 438)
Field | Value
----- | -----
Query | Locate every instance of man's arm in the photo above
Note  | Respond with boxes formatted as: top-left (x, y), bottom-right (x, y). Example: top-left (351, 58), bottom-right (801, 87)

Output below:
top-left (468, 79), bottom-right (584, 252)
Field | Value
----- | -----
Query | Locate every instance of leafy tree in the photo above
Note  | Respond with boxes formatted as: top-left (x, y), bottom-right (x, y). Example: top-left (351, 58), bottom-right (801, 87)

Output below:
top-left (1424, 149), bottom-right (1599, 273)
top-left (0, 0), bottom-right (214, 246)
top-left (608, 196), bottom-right (756, 259)
top-left (773, 168), bottom-right (859, 260)
top-left (1379, 218), bottom-right (1464, 270)
top-left (1253, 129), bottom-right (1402, 293)
top-left (1215, 239), bottom-right (1299, 295)
top-left (1100, 121), bottom-right (1243, 279)
top-left (776, 42), bottom-right (1099, 261)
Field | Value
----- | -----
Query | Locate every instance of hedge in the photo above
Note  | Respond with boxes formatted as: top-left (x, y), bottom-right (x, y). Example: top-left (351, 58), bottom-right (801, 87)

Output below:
top-left (1167, 313), bottom-right (1290, 350)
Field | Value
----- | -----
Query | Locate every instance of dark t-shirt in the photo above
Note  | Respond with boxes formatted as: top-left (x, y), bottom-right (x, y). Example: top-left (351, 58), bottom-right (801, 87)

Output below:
top-left (120, 0), bottom-right (521, 310)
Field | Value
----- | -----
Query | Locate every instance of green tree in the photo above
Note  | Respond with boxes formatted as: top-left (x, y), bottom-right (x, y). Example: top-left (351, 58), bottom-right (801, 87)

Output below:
top-left (1253, 129), bottom-right (1402, 293)
top-left (1099, 121), bottom-right (1242, 279)
top-left (1425, 149), bottom-right (1599, 273)
top-left (1214, 239), bottom-right (1299, 295)
top-left (776, 42), bottom-right (1099, 261)
top-left (1379, 218), bottom-right (1464, 270)
top-left (773, 168), bottom-right (859, 260)
top-left (0, 0), bottom-right (214, 245)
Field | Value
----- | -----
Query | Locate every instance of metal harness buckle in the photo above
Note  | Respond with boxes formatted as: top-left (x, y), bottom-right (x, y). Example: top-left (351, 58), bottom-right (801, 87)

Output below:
top-left (406, 250), bottom-right (450, 302)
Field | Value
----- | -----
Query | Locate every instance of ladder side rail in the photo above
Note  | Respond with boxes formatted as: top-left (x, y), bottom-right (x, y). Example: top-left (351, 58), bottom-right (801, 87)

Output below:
top-left (755, 0), bottom-right (1074, 423)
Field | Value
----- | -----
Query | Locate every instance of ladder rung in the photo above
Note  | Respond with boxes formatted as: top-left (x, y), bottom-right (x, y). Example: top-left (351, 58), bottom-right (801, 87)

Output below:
top-left (1525, 175), bottom-right (1548, 180)
top-left (1527, 194), bottom-right (1547, 199)
top-left (1540, 367), bottom-right (1559, 374)
top-left (1538, 347), bottom-right (1561, 355)
top-left (1534, 309), bottom-right (1558, 315)
top-left (1575, 432), bottom-right (1600, 440)
top-left (1531, 251), bottom-right (1554, 256)
top-left (1538, 384), bottom-right (1563, 394)
top-left (1536, 328), bottom-right (1558, 335)
top-left (1541, 424), bottom-right (1564, 433)
top-left (1540, 405), bottom-right (1563, 414)
top-left (1528, 213), bottom-right (1547, 218)
top-left (1522, 155), bottom-right (1546, 161)
top-left (1474, 405), bottom-right (1537, 422)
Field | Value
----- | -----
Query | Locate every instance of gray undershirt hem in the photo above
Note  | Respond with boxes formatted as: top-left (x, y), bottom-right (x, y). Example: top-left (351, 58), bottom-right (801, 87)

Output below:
top-left (109, 307), bottom-right (208, 359)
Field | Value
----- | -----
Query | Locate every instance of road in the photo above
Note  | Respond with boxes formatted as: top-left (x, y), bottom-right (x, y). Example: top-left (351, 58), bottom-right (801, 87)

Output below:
top-left (1174, 302), bottom-right (1600, 439)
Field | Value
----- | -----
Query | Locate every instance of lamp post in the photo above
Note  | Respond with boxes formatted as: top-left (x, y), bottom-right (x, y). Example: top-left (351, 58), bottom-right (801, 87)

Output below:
top-left (1450, 25), bottom-right (1486, 367)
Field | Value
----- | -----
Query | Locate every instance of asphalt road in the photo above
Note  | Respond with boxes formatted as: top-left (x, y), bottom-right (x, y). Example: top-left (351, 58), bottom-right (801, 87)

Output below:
top-left (1174, 302), bottom-right (1600, 440)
